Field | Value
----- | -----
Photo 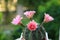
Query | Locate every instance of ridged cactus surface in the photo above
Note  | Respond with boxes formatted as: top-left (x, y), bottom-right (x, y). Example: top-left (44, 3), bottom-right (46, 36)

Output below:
top-left (23, 25), bottom-right (46, 40)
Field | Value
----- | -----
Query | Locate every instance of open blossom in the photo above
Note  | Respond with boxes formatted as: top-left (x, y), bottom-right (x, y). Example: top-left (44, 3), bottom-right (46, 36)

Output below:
top-left (24, 11), bottom-right (36, 18)
top-left (27, 20), bottom-right (37, 31)
top-left (11, 15), bottom-right (23, 25)
top-left (44, 13), bottom-right (54, 23)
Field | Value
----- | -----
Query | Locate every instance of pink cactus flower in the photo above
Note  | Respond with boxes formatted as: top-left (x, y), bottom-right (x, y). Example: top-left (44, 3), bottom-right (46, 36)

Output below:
top-left (27, 20), bottom-right (37, 31)
top-left (24, 11), bottom-right (36, 18)
top-left (11, 15), bottom-right (23, 25)
top-left (44, 13), bottom-right (54, 23)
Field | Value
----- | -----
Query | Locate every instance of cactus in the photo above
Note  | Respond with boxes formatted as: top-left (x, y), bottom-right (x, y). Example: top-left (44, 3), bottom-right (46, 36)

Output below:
top-left (23, 25), bottom-right (46, 40)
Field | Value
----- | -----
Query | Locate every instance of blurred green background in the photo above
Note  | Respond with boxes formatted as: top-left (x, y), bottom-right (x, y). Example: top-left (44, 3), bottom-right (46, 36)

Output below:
top-left (0, 0), bottom-right (60, 40)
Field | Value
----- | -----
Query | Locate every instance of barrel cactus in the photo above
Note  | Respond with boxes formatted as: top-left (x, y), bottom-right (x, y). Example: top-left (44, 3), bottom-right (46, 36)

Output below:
top-left (23, 25), bottom-right (46, 40)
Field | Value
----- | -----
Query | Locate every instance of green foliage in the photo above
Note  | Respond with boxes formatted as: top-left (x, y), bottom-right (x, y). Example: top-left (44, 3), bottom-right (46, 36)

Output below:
top-left (0, 30), bottom-right (13, 40)
top-left (0, 12), bottom-right (3, 24)
top-left (0, 25), bottom-right (24, 40)
top-left (38, 1), bottom-right (52, 13)
top-left (18, 0), bottom-right (49, 9)
top-left (22, 18), bottom-right (30, 26)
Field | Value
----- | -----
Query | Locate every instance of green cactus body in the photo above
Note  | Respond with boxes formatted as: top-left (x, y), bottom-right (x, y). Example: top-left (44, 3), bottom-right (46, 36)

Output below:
top-left (23, 25), bottom-right (46, 40)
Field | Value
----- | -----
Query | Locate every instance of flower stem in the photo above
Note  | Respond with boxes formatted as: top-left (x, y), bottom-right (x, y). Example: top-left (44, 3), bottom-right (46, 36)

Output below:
top-left (30, 18), bottom-right (33, 21)
top-left (20, 23), bottom-right (25, 27)
top-left (40, 21), bottom-right (44, 26)
top-left (40, 21), bottom-right (46, 37)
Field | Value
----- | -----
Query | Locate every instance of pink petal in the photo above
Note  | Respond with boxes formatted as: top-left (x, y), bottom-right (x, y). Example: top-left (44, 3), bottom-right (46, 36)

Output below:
top-left (24, 11), bottom-right (36, 18)
top-left (27, 20), bottom-right (37, 31)
top-left (44, 13), bottom-right (54, 22)
top-left (11, 15), bottom-right (23, 25)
